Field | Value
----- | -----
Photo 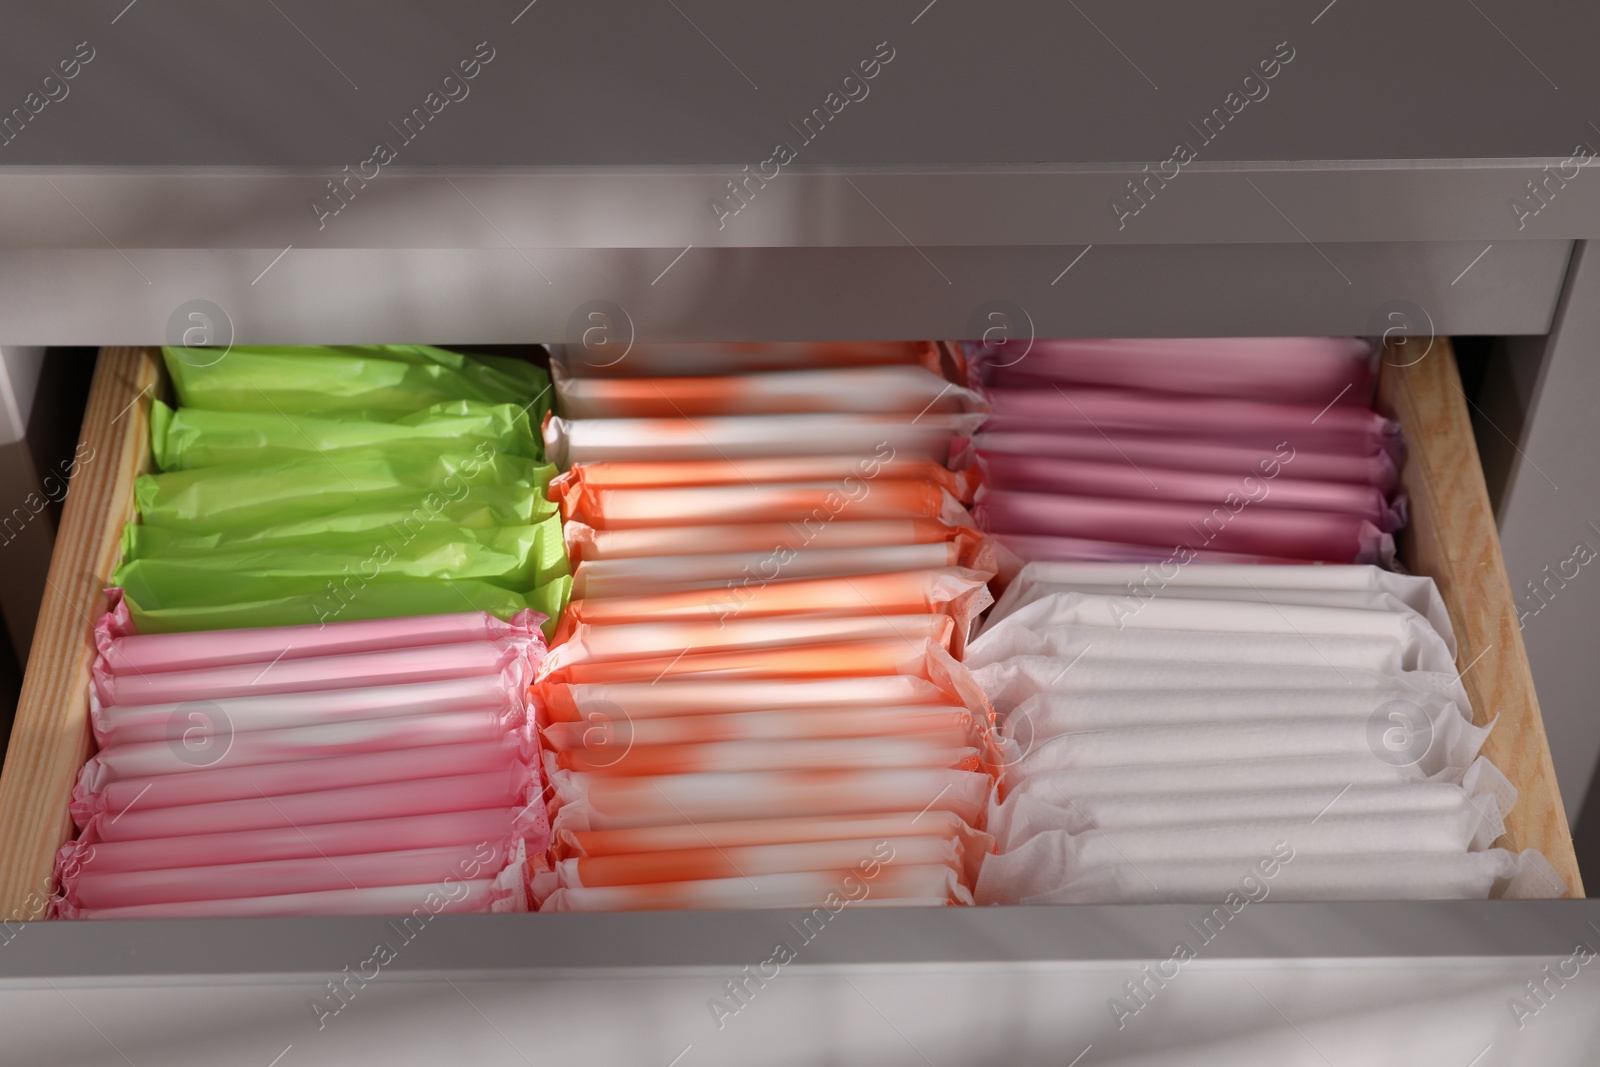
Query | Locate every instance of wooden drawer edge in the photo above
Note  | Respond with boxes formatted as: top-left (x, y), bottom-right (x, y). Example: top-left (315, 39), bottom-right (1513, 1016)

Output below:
top-left (1379, 339), bottom-right (1582, 895)
top-left (0, 348), bottom-right (161, 919)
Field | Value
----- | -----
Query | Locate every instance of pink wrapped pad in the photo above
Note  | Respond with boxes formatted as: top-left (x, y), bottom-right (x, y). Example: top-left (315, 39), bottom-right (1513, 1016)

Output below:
top-left (84, 710), bottom-right (525, 783)
top-left (94, 639), bottom-right (534, 708)
top-left (976, 432), bottom-right (1399, 491)
top-left (983, 454), bottom-right (1404, 530)
top-left (71, 806), bottom-right (543, 874)
top-left (985, 337), bottom-right (1377, 406)
top-left (61, 876), bottom-right (520, 919)
top-left (75, 737), bottom-right (530, 812)
top-left (80, 766), bottom-right (537, 841)
top-left (96, 599), bottom-right (546, 675)
top-left (92, 675), bottom-right (516, 748)
top-left (979, 490), bottom-right (1393, 564)
top-left (64, 841), bottom-right (515, 909)
top-left (984, 388), bottom-right (1400, 457)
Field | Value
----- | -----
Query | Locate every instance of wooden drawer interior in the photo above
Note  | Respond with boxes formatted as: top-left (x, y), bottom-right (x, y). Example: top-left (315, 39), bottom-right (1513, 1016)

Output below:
top-left (0, 342), bottom-right (1582, 917)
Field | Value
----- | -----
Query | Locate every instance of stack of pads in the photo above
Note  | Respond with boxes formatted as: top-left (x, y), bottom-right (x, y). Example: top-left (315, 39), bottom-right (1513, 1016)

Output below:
top-left (533, 342), bottom-right (1002, 910)
top-left (966, 337), bottom-right (1407, 568)
top-left (55, 608), bottom-right (547, 917)
top-left (969, 562), bottom-right (1565, 903)
top-left (116, 346), bottom-right (568, 634)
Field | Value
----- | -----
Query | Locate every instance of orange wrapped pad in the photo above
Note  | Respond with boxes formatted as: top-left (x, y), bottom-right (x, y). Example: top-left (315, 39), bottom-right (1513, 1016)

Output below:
top-left (550, 456), bottom-right (978, 502)
top-left (563, 517), bottom-right (982, 563)
top-left (555, 809), bottom-right (994, 884)
top-left (547, 767), bottom-right (993, 830)
top-left (550, 734), bottom-right (982, 776)
top-left (557, 568), bottom-right (991, 644)
top-left (550, 341), bottom-right (948, 379)
top-left (554, 479), bottom-right (966, 530)
top-left (551, 365), bottom-right (986, 418)
top-left (542, 705), bottom-right (977, 750)
top-left (539, 617), bottom-right (956, 676)
top-left (554, 834), bottom-right (963, 888)
top-left (535, 675), bottom-right (958, 723)
top-left (536, 863), bottom-right (973, 910)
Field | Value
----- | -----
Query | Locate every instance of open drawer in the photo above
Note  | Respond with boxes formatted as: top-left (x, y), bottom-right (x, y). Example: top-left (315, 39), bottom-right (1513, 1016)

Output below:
top-left (0, 343), bottom-right (1583, 913)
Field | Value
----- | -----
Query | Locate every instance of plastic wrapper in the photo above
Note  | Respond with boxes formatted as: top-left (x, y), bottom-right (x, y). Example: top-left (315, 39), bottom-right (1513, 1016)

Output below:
top-left (151, 398), bottom-right (541, 471)
top-left (76, 738), bottom-right (530, 815)
top-left (548, 733), bottom-right (982, 777)
top-left (983, 387), bottom-right (1401, 457)
top-left (969, 619), bottom-right (1410, 676)
top-left (543, 705), bottom-right (977, 751)
top-left (999, 710), bottom-right (1487, 784)
top-left (61, 875), bottom-right (525, 919)
top-left (86, 710), bottom-right (528, 784)
top-left (549, 767), bottom-right (992, 831)
top-left (995, 562), bottom-right (1452, 644)
top-left (993, 773), bottom-right (1510, 852)
top-left (549, 340), bottom-right (947, 379)
top-left (133, 443), bottom-right (554, 533)
top-left (1001, 849), bottom-right (1564, 904)
top-left (552, 456), bottom-right (978, 501)
top-left (997, 687), bottom-right (1470, 736)
top-left (558, 569), bottom-right (991, 636)
top-left (558, 810), bottom-right (987, 858)
top-left (70, 807), bottom-right (542, 874)
top-left (125, 484), bottom-right (557, 548)
top-left (121, 514), bottom-right (567, 591)
top-left (975, 432), bottom-right (1400, 491)
top-left (971, 657), bottom-right (1472, 718)
top-left (540, 614), bottom-right (958, 672)
top-left (539, 863), bottom-right (972, 911)
top-left (972, 591), bottom-right (1454, 673)
top-left (571, 541), bottom-right (994, 599)
top-left (79, 765), bottom-right (537, 841)
top-left (537, 674), bottom-right (960, 724)
top-left (114, 572), bottom-right (569, 637)
top-left (982, 453), bottom-right (1405, 530)
top-left (163, 345), bottom-right (549, 419)
top-left (538, 637), bottom-right (961, 686)
top-left (62, 842), bottom-right (520, 911)
top-left (546, 835), bottom-right (963, 889)
top-left (979, 489), bottom-right (1393, 565)
top-left (980, 337), bottom-right (1377, 406)
top-left (92, 675), bottom-right (517, 747)
top-left (544, 413), bottom-right (985, 467)
top-left (94, 628), bottom-right (537, 707)
top-left (564, 517), bottom-right (980, 563)
top-left (96, 604), bottom-right (547, 677)
top-left (552, 365), bottom-right (986, 418)
top-left (978, 810), bottom-right (1506, 904)
top-left (557, 480), bottom-right (970, 531)
top-left (992, 534), bottom-right (1306, 571)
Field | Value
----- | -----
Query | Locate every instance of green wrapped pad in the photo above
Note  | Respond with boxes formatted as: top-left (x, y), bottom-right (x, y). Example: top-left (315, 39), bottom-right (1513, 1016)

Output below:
top-left (134, 443), bottom-right (555, 533)
top-left (150, 399), bottom-right (541, 471)
top-left (120, 512), bottom-right (568, 590)
top-left (115, 565), bottom-right (571, 638)
top-left (162, 345), bottom-right (550, 421)
top-left (121, 485), bottom-right (557, 546)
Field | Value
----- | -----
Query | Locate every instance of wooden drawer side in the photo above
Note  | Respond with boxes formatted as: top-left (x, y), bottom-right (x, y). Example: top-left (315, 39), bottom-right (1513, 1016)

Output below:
top-left (1378, 340), bottom-right (1582, 895)
top-left (0, 349), bottom-right (161, 919)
